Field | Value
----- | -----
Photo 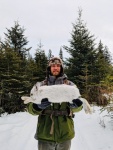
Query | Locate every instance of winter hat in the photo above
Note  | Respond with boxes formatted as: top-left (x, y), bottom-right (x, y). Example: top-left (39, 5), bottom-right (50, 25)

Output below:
top-left (47, 57), bottom-right (64, 76)
top-left (48, 57), bottom-right (63, 67)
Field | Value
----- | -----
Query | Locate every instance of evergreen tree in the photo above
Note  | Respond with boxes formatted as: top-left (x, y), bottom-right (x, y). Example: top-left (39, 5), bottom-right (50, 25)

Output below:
top-left (64, 10), bottom-right (113, 104)
top-left (64, 9), bottom-right (96, 93)
top-left (93, 41), bottom-right (108, 83)
top-left (103, 46), bottom-right (112, 64)
top-left (25, 55), bottom-right (38, 85)
top-left (1, 21), bottom-right (31, 59)
top-left (0, 22), bottom-right (32, 114)
top-left (34, 42), bottom-right (48, 81)
top-left (93, 41), bottom-right (113, 85)
top-left (59, 47), bottom-right (63, 61)
top-left (48, 49), bottom-right (52, 60)
top-left (0, 46), bottom-right (30, 114)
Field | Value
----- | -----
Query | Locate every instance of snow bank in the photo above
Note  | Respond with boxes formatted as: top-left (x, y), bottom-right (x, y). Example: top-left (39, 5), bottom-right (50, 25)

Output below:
top-left (0, 107), bottom-right (113, 150)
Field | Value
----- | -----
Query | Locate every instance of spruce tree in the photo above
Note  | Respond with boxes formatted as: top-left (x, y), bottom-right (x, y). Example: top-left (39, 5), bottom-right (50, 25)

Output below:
top-left (93, 41), bottom-right (107, 83)
top-left (103, 46), bottom-right (112, 64)
top-left (94, 41), bottom-right (113, 87)
top-left (64, 9), bottom-right (96, 93)
top-left (59, 47), bottom-right (63, 61)
top-left (0, 22), bottom-right (32, 114)
top-left (34, 42), bottom-right (48, 81)
top-left (48, 49), bottom-right (52, 60)
top-left (25, 55), bottom-right (37, 85)
top-left (0, 47), bottom-right (29, 114)
top-left (1, 21), bottom-right (31, 59)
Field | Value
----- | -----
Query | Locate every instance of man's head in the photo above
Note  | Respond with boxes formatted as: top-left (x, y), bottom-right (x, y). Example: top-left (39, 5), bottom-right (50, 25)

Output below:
top-left (47, 57), bottom-right (64, 77)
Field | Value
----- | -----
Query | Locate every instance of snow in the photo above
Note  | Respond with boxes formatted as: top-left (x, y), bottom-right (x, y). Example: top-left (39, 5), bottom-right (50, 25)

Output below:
top-left (0, 106), bottom-right (113, 150)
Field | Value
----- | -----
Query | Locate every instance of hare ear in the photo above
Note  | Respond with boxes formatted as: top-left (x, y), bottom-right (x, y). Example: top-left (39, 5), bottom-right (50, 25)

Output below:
top-left (35, 82), bottom-right (41, 91)
top-left (36, 82), bottom-right (41, 88)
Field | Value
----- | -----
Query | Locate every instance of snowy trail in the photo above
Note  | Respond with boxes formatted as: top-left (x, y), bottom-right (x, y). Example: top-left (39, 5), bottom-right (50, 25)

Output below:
top-left (0, 107), bottom-right (113, 150)
top-left (73, 109), bottom-right (113, 150)
top-left (0, 113), bottom-right (37, 150)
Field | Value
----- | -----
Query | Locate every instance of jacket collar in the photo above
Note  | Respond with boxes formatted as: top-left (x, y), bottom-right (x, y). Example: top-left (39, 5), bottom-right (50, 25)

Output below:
top-left (47, 74), bottom-right (68, 85)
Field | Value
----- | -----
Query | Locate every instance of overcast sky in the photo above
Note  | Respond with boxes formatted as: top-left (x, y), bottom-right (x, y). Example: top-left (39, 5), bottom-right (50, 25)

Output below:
top-left (0, 0), bottom-right (113, 59)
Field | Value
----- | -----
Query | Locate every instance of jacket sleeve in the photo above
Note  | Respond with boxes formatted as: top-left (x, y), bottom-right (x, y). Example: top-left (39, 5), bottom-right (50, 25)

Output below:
top-left (27, 102), bottom-right (43, 115)
top-left (70, 105), bottom-right (83, 113)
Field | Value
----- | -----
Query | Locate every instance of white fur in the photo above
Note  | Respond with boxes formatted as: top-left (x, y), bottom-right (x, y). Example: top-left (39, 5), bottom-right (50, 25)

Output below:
top-left (80, 98), bottom-right (92, 114)
top-left (22, 84), bottom-right (81, 104)
top-left (21, 83), bottom-right (92, 114)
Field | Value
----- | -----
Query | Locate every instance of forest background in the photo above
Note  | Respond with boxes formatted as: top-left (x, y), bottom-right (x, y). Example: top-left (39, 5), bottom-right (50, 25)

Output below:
top-left (0, 10), bottom-right (113, 114)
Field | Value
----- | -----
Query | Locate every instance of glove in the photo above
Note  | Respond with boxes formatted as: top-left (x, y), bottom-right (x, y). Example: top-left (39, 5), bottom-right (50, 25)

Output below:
top-left (69, 98), bottom-right (83, 108)
top-left (33, 98), bottom-right (51, 110)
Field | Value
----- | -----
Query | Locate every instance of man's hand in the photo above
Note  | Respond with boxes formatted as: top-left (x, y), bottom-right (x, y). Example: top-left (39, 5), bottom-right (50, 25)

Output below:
top-left (21, 96), bottom-right (51, 110)
top-left (68, 98), bottom-right (92, 114)
top-left (37, 98), bottom-right (51, 109)
top-left (68, 98), bottom-right (83, 108)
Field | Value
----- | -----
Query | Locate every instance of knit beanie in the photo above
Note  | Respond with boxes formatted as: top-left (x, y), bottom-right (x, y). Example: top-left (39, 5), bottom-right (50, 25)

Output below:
top-left (47, 57), bottom-right (64, 77)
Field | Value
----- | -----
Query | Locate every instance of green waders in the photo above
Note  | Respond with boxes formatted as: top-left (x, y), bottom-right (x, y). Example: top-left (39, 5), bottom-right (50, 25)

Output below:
top-left (38, 140), bottom-right (71, 150)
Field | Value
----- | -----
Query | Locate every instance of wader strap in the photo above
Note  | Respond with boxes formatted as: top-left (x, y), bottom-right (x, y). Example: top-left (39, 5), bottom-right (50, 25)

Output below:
top-left (42, 110), bottom-right (70, 135)
top-left (42, 110), bottom-right (69, 116)
top-left (50, 113), bottom-right (54, 135)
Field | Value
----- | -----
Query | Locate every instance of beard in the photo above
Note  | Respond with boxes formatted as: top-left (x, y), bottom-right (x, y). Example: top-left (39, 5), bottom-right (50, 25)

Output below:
top-left (52, 71), bottom-right (60, 76)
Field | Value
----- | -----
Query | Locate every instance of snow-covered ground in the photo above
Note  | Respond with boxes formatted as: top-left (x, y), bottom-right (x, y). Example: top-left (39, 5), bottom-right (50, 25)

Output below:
top-left (0, 106), bottom-right (113, 150)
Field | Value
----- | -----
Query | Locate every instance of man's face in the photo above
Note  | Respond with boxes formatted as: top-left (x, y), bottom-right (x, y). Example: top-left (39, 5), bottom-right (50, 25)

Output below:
top-left (50, 64), bottom-right (61, 76)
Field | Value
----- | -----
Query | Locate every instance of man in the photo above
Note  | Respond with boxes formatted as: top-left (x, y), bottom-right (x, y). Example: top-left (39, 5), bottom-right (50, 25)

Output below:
top-left (27, 57), bottom-right (83, 150)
